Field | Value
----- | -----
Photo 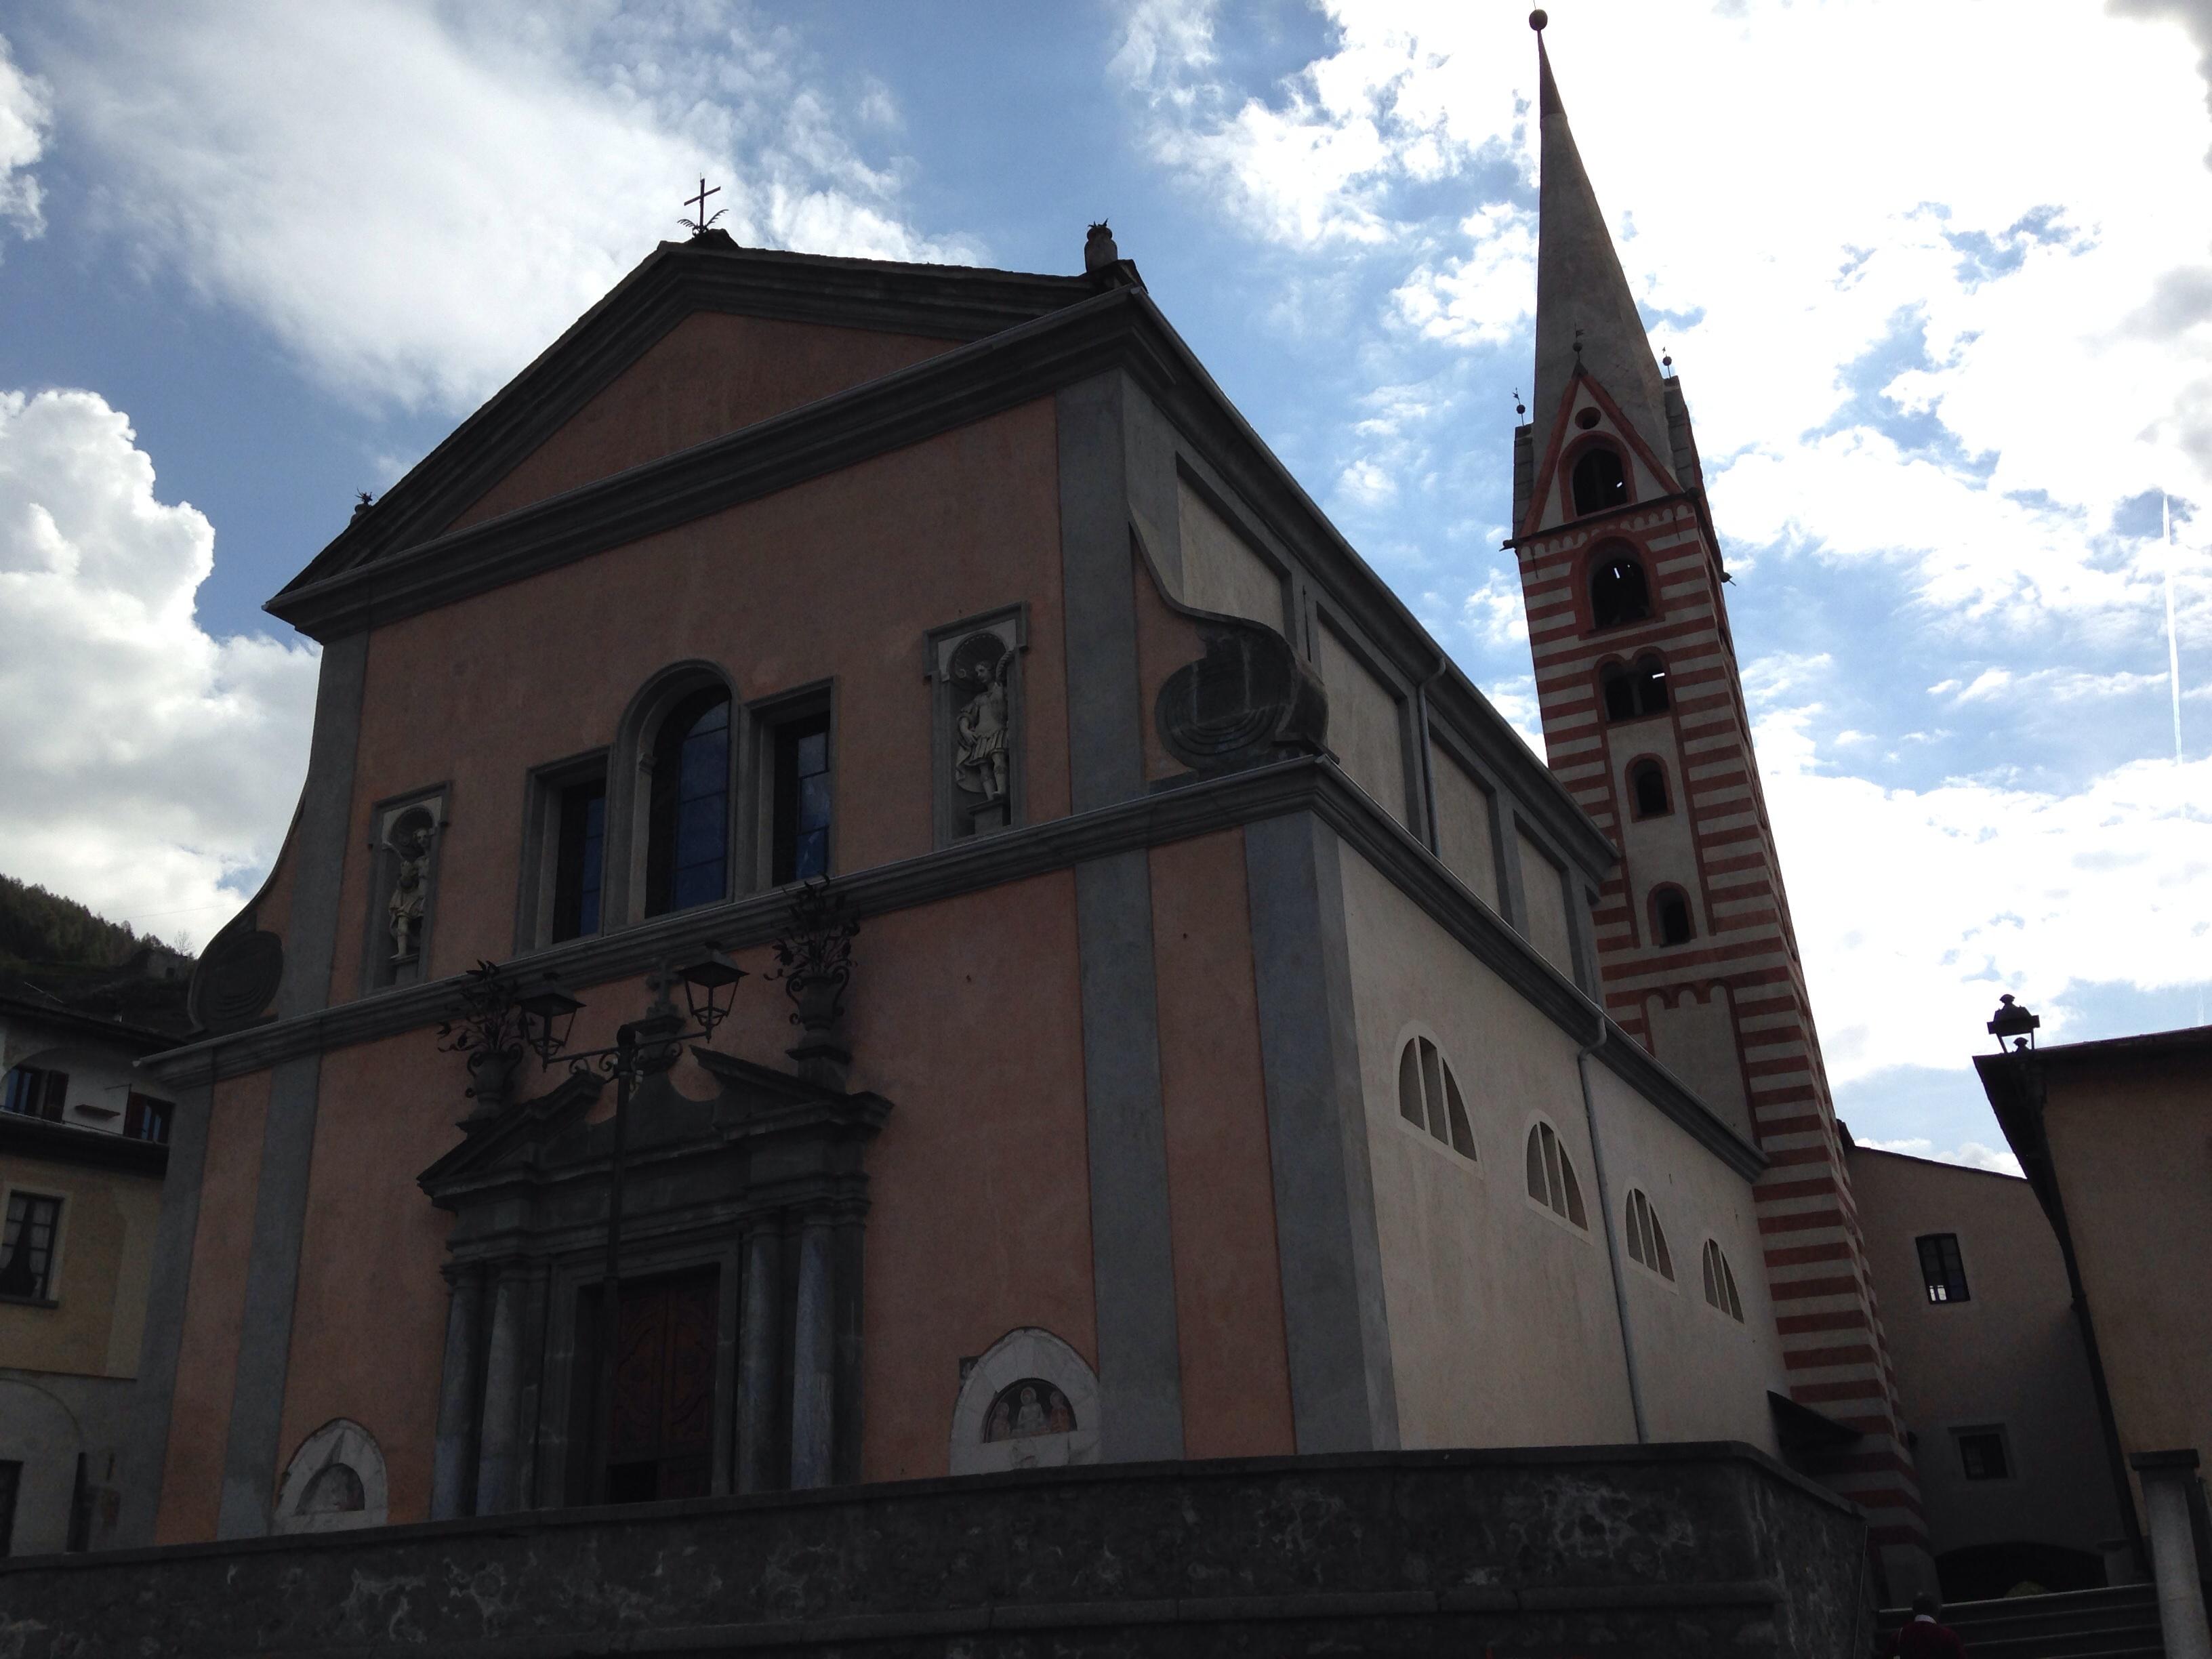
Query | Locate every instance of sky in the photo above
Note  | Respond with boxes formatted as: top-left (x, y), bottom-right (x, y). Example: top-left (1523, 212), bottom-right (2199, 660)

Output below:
top-left (1, 0), bottom-right (2208, 1172)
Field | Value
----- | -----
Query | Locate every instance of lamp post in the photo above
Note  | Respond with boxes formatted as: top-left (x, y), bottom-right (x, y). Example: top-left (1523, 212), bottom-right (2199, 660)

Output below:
top-left (438, 950), bottom-right (745, 1504)
top-left (1988, 993), bottom-right (2041, 1053)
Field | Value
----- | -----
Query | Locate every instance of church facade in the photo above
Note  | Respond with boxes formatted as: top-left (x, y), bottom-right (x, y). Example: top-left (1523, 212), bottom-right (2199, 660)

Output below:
top-left (108, 28), bottom-right (1914, 1604)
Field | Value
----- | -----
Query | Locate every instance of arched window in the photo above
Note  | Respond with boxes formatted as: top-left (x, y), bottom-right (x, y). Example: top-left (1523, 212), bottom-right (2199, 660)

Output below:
top-left (1397, 1035), bottom-right (1476, 1160)
top-left (1603, 655), bottom-right (1671, 722)
top-left (1628, 758), bottom-right (1671, 819)
top-left (644, 686), bottom-right (732, 916)
top-left (1624, 1188), bottom-right (1675, 1281)
top-left (1652, 886), bottom-right (1695, 946)
top-left (1589, 548), bottom-right (1651, 629)
top-left (1523, 1121), bottom-right (1587, 1228)
top-left (1571, 446), bottom-right (1629, 516)
top-left (1702, 1240), bottom-right (1744, 1321)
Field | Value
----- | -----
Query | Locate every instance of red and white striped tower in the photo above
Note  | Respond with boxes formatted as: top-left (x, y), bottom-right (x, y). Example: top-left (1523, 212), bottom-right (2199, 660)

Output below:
top-left (1508, 18), bottom-right (1933, 1594)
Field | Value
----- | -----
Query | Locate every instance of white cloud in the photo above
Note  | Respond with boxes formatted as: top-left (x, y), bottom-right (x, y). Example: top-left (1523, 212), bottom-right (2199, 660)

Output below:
top-left (1113, 0), bottom-right (2212, 638)
top-left (1860, 1137), bottom-right (2025, 1179)
top-left (0, 34), bottom-right (49, 241)
top-left (1460, 569), bottom-right (1528, 648)
top-left (1392, 204), bottom-right (1535, 348)
top-left (33, 1), bottom-right (978, 412)
top-left (0, 389), bottom-right (318, 949)
top-left (1481, 672), bottom-right (1544, 756)
top-left (1755, 698), bottom-right (2212, 1083)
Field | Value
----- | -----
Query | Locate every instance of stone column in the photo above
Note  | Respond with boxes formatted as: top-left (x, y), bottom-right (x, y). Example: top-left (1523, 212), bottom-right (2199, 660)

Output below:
top-left (2131, 1451), bottom-right (2212, 1659)
top-left (429, 1265), bottom-right (487, 1520)
top-left (789, 1212), bottom-right (836, 1490)
top-left (473, 1265), bottom-right (527, 1515)
top-left (736, 1219), bottom-right (783, 1494)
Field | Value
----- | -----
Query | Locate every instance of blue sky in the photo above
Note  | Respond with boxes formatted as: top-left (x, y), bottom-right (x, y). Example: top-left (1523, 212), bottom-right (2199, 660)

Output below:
top-left (1, 0), bottom-right (2208, 1170)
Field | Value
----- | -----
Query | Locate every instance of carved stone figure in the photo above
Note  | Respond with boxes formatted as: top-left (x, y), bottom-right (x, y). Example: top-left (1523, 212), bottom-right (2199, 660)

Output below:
top-left (949, 634), bottom-right (1015, 806)
top-left (387, 818), bottom-right (434, 964)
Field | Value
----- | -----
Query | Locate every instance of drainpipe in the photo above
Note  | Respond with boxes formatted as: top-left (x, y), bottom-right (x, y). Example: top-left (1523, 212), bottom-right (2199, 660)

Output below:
top-left (1576, 1011), bottom-right (1647, 1443)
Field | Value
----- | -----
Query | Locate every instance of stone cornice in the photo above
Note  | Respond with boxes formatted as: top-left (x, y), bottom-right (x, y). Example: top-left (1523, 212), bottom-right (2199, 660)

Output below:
top-left (143, 758), bottom-right (1761, 1181)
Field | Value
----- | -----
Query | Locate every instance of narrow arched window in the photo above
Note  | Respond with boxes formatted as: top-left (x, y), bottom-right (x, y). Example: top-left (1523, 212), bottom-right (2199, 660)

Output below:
top-left (1652, 886), bottom-right (1694, 947)
top-left (644, 687), bottom-right (732, 916)
top-left (1624, 1188), bottom-right (1675, 1280)
top-left (1601, 665), bottom-right (1636, 722)
top-left (1397, 1036), bottom-right (1476, 1160)
top-left (1633, 653), bottom-right (1669, 715)
top-left (1702, 1240), bottom-right (1744, 1321)
top-left (1524, 1121), bottom-right (1587, 1228)
top-left (1629, 758), bottom-right (1671, 818)
top-left (1589, 549), bottom-right (1651, 629)
top-left (1571, 446), bottom-right (1629, 516)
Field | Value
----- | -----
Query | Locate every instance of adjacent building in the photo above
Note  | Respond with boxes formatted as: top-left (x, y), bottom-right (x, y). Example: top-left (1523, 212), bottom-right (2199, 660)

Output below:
top-left (1978, 1019), bottom-right (2212, 1572)
top-left (0, 951), bottom-right (186, 1555)
top-left (1845, 1134), bottom-right (2122, 1599)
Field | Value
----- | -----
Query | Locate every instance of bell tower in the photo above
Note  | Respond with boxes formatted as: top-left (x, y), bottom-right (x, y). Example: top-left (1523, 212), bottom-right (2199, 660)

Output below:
top-left (1508, 15), bottom-right (1933, 1595)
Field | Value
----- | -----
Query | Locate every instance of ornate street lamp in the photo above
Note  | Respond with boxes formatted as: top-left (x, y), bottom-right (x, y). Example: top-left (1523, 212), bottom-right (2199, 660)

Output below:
top-left (516, 985), bottom-right (583, 1063)
top-left (1988, 993), bottom-right (2041, 1054)
top-left (676, 949), bottom-right (746, 1039)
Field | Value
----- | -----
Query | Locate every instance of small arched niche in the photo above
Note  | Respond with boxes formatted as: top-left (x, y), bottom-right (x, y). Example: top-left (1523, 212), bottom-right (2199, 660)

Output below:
top-left (948, 1328), bottom-right (1101, 1475)
top-left (272, 1418), bottom-right (388, 1534)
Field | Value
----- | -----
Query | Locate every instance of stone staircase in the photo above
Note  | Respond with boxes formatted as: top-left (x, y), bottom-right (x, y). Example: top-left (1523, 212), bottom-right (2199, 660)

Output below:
top-left (1879, 1585), bottom-right (2163, 1658)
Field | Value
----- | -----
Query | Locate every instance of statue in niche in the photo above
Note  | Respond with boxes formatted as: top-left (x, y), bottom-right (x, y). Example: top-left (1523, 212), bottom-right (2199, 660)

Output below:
top-left (386, 813), bottom-right (434, 964)
top-left (949, 633), bottom-right (1016, 827)
top-left (982, 1377), bottom-right (1074, 1443)
top-left (300, 1461), bottom-right (365, 1515)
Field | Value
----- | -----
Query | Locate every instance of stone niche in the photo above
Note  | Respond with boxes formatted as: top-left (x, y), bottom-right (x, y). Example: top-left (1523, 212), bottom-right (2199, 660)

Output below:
top-left (925, 607), bottom-right (1025, 845)
top-left (948, 1328), bottom-right (1101, 1475)
top-left (271, 1418), bottom-right (388, 1535)
top-left (361, 788), bottom-right (448, 992)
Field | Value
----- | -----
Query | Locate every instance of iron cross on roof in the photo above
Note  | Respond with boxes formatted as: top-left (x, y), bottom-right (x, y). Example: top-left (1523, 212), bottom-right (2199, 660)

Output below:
top-left (680, 177), bottom-right (724, 236)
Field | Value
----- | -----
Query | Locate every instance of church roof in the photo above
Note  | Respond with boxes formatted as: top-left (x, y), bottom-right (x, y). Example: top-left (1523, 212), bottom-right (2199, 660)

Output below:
top-left (1531, 27), bottom-right (1673, 463)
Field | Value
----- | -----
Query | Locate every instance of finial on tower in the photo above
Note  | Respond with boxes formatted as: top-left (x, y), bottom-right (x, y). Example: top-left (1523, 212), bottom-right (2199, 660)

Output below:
top-left (1662, 348), bottom-right (1673, 375)
top-left (1514, 390), bottom-right (1527, 417)
top-left (1529, 9), bottom-right (1548, 30)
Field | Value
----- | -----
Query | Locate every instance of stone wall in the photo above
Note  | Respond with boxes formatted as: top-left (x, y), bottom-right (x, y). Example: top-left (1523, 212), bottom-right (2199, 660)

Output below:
top-left (2, 1445), bottom-right (1868, 1658)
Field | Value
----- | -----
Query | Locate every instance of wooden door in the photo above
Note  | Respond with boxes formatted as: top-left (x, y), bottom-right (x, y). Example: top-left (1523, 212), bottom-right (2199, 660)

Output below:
top-left (600, 1267), bottom-right (719, 1502)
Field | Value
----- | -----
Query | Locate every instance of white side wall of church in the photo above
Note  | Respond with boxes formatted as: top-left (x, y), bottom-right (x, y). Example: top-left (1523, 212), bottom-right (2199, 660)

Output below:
top-left (1174, 483), bottom-right (1288, 631)
top-left (1515, 832), bottom-right (1577, 979)
top-left (1580, 1059), bottom-right (1786, 1452)
top-left (1335, 846), bottom-right (1636, 1451)
top-left (1336, 845), bottom-right (1786, 1458)
top-left (1315, 623), bottom-right (1409, 828)
top-left (1645, 987), bottom-right (1755, 1144)
top-left (1429, 750), bottom-right (1500, 912)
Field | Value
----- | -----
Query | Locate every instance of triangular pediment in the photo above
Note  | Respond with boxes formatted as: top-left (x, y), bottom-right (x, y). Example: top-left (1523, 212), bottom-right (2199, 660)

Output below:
top-left (1521, 366), bottom-right (1683, 541)
top-left (418, 1068), bottom-right (607, 1193)
top-left (282, 234), bottom-right (1095, 598)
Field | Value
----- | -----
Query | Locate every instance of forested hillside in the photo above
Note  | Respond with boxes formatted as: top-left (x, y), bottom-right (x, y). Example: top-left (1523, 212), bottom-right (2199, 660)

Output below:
top-left (0, 874), bottom-right (167, 972)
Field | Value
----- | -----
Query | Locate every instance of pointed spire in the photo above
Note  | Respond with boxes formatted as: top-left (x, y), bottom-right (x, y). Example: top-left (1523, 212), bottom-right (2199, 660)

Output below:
top-left (1530, 16), bottom-right (1672, 463)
